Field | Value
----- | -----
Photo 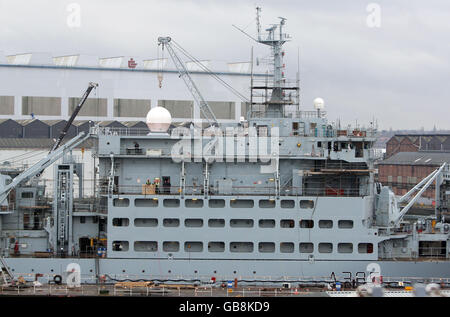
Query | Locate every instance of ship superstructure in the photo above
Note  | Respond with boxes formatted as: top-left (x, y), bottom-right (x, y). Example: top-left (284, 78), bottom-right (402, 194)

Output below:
top-left (0, 10), bottom-right (449, 285)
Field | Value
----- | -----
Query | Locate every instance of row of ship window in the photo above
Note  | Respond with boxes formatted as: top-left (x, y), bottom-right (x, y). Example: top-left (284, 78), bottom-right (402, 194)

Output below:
top-left (113, 198), bottom-right (315, 209)
top-left (112, 218), bottom-right (354, 229)
top-left (111, 241), bottom-right (374, 254)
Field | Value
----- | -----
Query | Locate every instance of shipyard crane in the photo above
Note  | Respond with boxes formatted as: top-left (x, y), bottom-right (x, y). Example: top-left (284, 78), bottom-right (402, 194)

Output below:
top-left (0, 82), bottom-right (98, 206)
top-left (158, 37), bottom-right (219, 128)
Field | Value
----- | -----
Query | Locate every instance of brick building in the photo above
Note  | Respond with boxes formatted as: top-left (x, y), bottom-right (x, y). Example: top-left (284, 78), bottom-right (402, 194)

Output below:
top-left (378, 151), bottom-right (450, 202)
top-left (385, 134), bottom-right (450, 158)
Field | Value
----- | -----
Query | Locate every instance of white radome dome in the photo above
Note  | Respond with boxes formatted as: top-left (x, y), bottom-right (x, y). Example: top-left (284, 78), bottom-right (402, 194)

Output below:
top-left (146, 107), bottom-right (172, 132)
top-left (313, 98), bottom-right (325, 110)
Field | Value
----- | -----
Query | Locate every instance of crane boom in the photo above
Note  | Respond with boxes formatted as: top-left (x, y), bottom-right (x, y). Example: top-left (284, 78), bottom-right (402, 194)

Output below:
top-left (0, 132), bottom-right (90, 205)
top-left (158, 37), bottom-right (219, 127)
top-left (50, 82), bottom-right (98, 153)
top-left (391, 163), bottom-right (446, 227)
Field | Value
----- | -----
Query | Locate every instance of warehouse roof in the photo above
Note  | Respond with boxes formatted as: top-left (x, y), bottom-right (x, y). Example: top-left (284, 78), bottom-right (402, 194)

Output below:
top-left (379, 151), bottom-right (450, 166)
top-left (0, 138), bottom-right (93, 149)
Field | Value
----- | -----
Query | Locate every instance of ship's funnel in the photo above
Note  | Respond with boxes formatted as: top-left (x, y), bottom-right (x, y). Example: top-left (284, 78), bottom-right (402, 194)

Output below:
top-left (146, 106), bottom-right (172, 133)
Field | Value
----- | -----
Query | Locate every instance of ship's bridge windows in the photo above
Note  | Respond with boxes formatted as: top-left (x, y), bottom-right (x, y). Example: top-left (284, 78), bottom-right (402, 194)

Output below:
top-left (259, 242), bottom-right (275, 253)
top-left (185, 242), bottom-right (203, 252)
top-left (280, 242), bottom-right (295, 253)
top-left (281, 200), bottom-right (295, 209)
top-left (299, 200), bottom-right (314, 209)
top-left (280, 219), bottom-right (295, 228)
top-left (299, 243), bottom-right (314, 253)
top-left (185, 218), bottom-right (203, 227)
top-left (208, 219), bottom-right (225, 228)
top-left (318, 243), bottom-right (333, 253)
top-left (259, 199), bottom-right (276, 208)
top-left (208, 242), bottom-right (225, 252)
top-left (338, 220), bottom-right (354, 229)
top-left (230, 219), bottom-right (254, 228)
top-left (319, 220), bottom-right (333, 229)
top-left (113, 198), bottom-right (130, 207)
top-left (358, 243), bottom-right (374, 254)
top-left (209, 199), bottom-right (225, 208)
top-left (230, 242), bottom-right (254, 253)
top-left (338, 243), bottom-right (353, 254)
top-left (185, 199), bottom-right (204, 208)
top-left (112, 241), bottom-right (129, 252)
top-left (163, 241), bottom-right (179, 252)
top-left (134, 218), bottom-right (158, 227)
top-left (135, 198), bottom-right (158, 207)
top-left (299, 219), bottom-right (314, 229)
top-left (230, 199), bottom-right (254, 208)
top-left (163, 218), bottom-right (180, 227)
top-left (163, 199), bottom-right (180, 208)
top-left (134, 241), bottom-right (158, 252)
top-left (112, 218), bottom-right (129, 227)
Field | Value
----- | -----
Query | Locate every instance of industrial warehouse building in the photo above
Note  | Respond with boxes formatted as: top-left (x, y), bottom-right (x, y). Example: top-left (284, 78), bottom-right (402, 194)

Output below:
top-left (0, 52), bottom-right (258, 125)
top-left (385, 134), bottom-right (450, 158)
top-left (379, 134), bottom-right (450, 205)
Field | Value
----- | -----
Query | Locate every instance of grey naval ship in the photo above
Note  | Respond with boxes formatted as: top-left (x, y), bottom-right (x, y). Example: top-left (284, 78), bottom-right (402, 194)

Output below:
top-left (0, 10), bottom-right (449, 287)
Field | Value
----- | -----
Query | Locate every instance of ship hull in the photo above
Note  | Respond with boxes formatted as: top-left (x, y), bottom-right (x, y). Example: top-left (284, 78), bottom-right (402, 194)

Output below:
top-left (4, 257), bottom-right (450, 284)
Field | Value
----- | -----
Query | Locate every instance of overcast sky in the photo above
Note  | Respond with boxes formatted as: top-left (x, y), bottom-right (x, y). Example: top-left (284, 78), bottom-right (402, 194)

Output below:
top-left (0, 0), bottom-right (449, 130)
